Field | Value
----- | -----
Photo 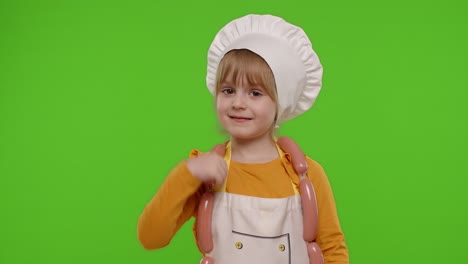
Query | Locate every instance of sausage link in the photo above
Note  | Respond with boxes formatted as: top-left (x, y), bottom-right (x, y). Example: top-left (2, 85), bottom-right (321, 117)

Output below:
top-left (307, 242), bottom-right (324, 264)
top-left (196, 192), bottom-right (214, 253)
top-left (196, 143), bottom-right (226, 254)
top-left (199, 256), bottom-right (214, 264)
top-left (300, 177), bottom-right (319, 242)
top-left (277, 136), bottom-right (308, 176)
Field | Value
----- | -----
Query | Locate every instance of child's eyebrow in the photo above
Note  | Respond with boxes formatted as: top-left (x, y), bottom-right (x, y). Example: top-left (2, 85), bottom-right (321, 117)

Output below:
top-left (220, 81), bottom-right (235, 87)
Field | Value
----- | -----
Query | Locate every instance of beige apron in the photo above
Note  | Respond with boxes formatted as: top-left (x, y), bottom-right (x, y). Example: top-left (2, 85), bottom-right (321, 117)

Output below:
top-left (205, 142), bottom-right (310, 264)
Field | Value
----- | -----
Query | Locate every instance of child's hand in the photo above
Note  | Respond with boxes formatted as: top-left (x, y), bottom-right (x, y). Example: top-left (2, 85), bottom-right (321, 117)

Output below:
top-left (186, 152), bottom-right (228, 188)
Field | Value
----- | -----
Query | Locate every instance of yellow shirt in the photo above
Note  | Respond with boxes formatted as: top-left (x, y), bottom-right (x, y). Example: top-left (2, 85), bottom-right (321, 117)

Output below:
top-left (137, 148), bottom-right (349, 263)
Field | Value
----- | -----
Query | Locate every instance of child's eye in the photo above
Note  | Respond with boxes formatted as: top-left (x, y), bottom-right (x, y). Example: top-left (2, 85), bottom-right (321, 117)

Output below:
top-left (250, 90), bottom-right (263, 97)
top-left (222, 88), bottom-right (234, 94)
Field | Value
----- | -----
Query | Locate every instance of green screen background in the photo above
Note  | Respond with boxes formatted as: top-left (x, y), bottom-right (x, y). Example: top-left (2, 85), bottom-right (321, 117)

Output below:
top-left (1, 0), bottom-right (467, 263)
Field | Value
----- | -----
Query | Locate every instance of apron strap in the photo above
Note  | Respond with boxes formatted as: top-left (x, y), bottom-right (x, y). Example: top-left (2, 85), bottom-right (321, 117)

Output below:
top-left (215, 140), bottom-right (299, 195)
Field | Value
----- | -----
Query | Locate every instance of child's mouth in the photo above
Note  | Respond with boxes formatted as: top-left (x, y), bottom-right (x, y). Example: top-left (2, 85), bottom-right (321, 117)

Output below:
top-left (229, 115), bottom-right (252, 121)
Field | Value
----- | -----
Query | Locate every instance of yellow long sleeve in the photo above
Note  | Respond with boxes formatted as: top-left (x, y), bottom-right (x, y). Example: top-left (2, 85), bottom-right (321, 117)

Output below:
top-left (137, 160), bottom-right (203, 250)
top-left (306, 158), bottom-right (349, 263)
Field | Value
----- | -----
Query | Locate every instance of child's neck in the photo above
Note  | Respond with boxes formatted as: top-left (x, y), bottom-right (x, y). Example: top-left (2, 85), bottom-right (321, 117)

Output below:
top-left (230, 135), bottom-right (279, 163)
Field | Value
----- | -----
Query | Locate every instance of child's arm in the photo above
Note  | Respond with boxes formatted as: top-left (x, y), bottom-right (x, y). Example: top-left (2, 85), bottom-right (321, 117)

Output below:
top-left (307, 157), bottom-right (349, 263)
top-left (137, 159), bottom-right (203, 250)
top-left (137, 149), bottom-right (227, 250)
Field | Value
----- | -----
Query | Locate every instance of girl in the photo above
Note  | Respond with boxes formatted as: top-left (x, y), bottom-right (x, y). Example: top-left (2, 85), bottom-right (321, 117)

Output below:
top-left (137, 14), bottom-right (349, 263)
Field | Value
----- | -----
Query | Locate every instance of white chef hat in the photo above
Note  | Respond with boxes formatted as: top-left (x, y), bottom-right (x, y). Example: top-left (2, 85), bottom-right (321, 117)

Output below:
top-left (206, 14), bottom-right (323, 124)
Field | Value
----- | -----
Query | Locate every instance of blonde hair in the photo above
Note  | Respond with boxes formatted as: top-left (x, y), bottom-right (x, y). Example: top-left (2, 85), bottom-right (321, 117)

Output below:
top-left (215, 49), bottom-right (278, 104)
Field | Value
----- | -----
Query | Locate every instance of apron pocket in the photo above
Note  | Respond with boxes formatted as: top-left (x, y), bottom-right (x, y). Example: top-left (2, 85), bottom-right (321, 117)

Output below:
top-left (229, 230), bottom-right (291, 264)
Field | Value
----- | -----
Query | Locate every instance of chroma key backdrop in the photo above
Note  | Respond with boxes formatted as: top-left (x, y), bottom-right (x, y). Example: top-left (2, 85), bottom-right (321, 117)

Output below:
top-left (1, 0), bottom-right (467, 263)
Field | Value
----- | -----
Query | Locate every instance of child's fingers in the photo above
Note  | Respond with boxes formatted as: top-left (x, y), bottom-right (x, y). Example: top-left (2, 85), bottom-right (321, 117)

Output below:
top-left (210, 144), bottom-right (226, 157)
top-left (220, 158), bottom-right (228, 177)
top-left (213, 158), bottom-right (228, 187)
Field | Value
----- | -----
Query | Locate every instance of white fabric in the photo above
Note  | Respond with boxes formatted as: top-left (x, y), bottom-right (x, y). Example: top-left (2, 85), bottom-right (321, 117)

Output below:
top-left (206, 192), bottom-right (309, 264)
top-left (206, 14), bottom-right (323, 124)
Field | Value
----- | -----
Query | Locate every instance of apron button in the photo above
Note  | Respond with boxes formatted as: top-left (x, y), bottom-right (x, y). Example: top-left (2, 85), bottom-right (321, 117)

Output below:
top-left (235, 242), bottom-right (243, 249)
top-left (279, 244), bottom-right (286, 251)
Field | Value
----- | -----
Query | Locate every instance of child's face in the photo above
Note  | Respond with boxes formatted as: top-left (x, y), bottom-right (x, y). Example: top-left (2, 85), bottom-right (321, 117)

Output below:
top-left (216, 74), bottom-right (277, 142)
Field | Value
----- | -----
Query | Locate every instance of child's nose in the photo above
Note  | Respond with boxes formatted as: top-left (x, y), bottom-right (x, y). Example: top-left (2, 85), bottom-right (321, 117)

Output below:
top-left (232, 94), bottom-right (247, 109)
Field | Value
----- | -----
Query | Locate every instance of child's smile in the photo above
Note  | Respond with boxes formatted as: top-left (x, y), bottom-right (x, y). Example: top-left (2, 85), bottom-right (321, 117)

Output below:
top-left (229, 115), bottom-right (253, 122)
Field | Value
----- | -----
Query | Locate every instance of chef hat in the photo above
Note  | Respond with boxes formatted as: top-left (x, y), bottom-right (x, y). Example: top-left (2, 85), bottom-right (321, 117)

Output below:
top-left (206, 14), bottom-right (323, 124)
